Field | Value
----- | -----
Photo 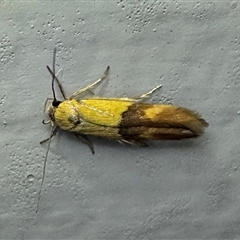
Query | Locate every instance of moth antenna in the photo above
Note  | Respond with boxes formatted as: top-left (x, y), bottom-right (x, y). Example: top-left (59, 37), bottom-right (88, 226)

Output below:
top-left (52, 48), bottom-right (57, 101)
top-left (36, 126), bottom-right (54, 213)
top-left (46, 48), bottom-right (61, 107)
top-left (37, 48), bottom-right (60, 212)
top-left (47, 66), bottom-right (66, 100)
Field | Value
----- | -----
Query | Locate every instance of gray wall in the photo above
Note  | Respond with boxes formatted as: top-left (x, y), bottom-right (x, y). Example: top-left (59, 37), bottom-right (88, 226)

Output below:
top-left (1, 1), bottom-right (240, 239)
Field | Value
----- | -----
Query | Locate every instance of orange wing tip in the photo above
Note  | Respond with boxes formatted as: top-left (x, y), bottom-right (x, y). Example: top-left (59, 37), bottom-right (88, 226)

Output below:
top-left (119, 104), bottom-right (209, 141)
top-left (181, 109), bottom-right (209, 136)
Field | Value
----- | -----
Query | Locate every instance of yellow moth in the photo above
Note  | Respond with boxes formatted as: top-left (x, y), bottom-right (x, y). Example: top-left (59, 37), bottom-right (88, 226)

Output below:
top-left (37, 48), bottom-right (208, 212)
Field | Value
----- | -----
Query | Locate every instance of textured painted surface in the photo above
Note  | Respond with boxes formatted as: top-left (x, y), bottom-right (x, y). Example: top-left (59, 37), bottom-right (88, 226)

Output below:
top-left (1, 1), bottom-right (240, 239)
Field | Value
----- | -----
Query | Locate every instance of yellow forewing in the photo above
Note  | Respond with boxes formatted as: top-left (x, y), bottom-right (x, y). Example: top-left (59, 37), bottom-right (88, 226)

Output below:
top-left (78, 99), bottom-right (133, 126)
top-left (54, 98), bottom-right (133, 137)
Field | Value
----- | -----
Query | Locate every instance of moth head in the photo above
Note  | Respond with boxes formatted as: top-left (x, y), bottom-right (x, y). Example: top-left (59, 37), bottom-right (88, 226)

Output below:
top-left (47, 100), bottom-right (61, 122)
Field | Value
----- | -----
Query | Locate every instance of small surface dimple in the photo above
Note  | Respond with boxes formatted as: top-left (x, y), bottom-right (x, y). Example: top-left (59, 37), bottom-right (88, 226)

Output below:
top-left (0, 95), bottom-right (6, 107)
top-left (27, 174), bottom-right (35, 183)
top-left (230, 1), bottom-right (237, 9)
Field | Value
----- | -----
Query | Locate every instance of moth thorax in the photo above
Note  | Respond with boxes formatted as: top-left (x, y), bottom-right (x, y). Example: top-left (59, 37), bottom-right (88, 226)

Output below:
top-left (69, 114), bottom-right (81, 125)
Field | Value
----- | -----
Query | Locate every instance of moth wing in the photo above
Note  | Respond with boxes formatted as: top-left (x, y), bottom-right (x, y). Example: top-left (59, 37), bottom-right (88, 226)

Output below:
top-left (76, 98), bottom-right (135, 127)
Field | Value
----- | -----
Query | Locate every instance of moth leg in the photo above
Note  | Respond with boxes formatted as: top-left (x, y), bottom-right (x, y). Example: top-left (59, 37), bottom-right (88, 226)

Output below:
top-left (119, 139), bottom-right (148, 147)
top-left (134, 85), bottom-right (162, 100)
top-left (70, 66), bottom-right (110, 100)
top-left (40, 126), bottom-right (59, 144)
top-left (75, 133), bottom-right (95, 154)
top-left (43, 97), bottom-right (54, 115)
top-left (42, 119), bottom-right (51, 125)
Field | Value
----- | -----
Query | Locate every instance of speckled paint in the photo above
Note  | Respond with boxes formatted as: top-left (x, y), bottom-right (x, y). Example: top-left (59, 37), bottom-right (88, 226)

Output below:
top-left (1, 1), bottom-right (240, 239)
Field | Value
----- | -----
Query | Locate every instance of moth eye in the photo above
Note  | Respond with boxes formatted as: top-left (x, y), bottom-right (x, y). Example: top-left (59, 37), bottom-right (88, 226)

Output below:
top-left (68, 115), bottom-right (81, 125)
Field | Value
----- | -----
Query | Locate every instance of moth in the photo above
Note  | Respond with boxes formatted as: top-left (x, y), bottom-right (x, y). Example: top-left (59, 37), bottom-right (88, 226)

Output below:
top-left (37, 48), bottom-right (208, 212)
